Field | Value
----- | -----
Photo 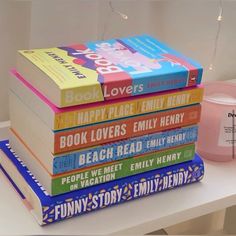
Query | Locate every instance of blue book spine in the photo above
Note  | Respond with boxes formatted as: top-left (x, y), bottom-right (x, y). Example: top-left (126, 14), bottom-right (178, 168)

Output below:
top-left (54, 125), bottom-right (198, 174)
top-left (0, 141), bottom-right (204, 225)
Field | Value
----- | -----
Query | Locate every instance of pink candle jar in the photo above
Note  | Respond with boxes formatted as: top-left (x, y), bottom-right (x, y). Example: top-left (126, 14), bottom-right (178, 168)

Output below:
top-left (197, 81), bottom-right (236, 161)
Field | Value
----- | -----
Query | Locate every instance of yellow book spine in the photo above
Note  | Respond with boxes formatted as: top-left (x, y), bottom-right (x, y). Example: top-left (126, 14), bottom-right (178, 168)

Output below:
top-left (55, 87), bottom-right (204, 130)
top-left (61, 85), bottom-right (104, 107)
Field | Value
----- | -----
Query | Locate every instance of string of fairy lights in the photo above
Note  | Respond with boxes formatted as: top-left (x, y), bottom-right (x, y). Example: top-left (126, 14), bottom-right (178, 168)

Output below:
top-left (209, 0), bottom-right (223, 71)
top-left (109, 0), bottom-right (128, 20)
top-left (101, 0), bottom-right (128, 40)
top-left (103, 0), bottom-right (223, 71)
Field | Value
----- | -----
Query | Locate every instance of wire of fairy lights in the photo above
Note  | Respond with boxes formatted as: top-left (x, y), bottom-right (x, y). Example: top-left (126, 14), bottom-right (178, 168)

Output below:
top-left (101, 0), bottom-right (223, 71)
top-left (209, 0), bottom-right (223, 70)
top-left (101, 0), bottom-right (128, 40)
top-left (109, 0), bottom-right (128, 20)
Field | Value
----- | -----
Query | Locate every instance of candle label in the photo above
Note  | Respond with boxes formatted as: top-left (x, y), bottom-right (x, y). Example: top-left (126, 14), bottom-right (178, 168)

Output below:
top-left (218, 111), bottom-right (236, 147)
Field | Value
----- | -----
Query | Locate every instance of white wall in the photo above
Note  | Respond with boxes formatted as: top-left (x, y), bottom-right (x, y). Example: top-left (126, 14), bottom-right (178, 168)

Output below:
top-left (0, 0), bottom-right (30, 121)
top-left (29, 0), bottom-right (100, 48)
top-left (29, 0), bottom-right (152, 47)
top-left (0, 0), bottom-right (236, 121)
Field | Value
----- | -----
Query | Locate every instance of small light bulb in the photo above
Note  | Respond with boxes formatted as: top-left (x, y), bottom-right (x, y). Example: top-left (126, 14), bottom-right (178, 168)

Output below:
top-left (209, 64), bottom-right (213, 70)
top-left (118, 12), bottom-right (128, 20)
top-left (217, 15), bottom-right (222, 21)
top-left (122, 14), bottom-right (128, 20)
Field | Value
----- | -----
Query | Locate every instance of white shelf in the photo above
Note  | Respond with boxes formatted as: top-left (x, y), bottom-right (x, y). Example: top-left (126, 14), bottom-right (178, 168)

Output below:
top-left (0, 125), bottom-right (236, 235)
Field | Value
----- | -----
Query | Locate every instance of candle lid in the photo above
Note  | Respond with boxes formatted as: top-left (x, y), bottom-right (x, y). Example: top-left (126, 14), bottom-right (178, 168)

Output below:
top-left (203, 81), bottom-right (236, 106)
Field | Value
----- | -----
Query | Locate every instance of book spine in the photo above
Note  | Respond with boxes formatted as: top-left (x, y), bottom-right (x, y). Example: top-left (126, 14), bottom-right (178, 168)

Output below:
top-left (52, 144), bottom-right (195, 195)
top-left (54, 104), bottom-right (201, 154)
top-left (101, 69), bottom-right (202, 102)
top-left (53, 125), bottom-right (198, 174)
top-left (55, 87), bottom-right (203, 130)
top-left (42, 155), bottom-right (204, 224)
top-left (61, 85), bottom-right (105, 107)
top-left (59, 72), bottom-right (203, 107)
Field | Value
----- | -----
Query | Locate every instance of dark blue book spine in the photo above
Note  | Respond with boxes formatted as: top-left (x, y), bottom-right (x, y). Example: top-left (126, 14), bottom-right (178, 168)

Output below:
top-left (43, 155), bottom-right (204, 224)
top-left (0, 141), bottom-right (204, 225)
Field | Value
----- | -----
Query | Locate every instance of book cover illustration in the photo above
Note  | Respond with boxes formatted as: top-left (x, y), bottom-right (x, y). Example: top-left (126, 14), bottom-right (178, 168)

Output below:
top-left (0, 140), bottom-right (204, 225)
top-left (19, 35), bottom-right (203, 107)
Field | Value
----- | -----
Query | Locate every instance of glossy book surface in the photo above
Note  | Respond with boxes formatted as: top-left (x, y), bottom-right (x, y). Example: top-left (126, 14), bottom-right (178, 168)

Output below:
top-left (18, 35), bottom-right (202, 107)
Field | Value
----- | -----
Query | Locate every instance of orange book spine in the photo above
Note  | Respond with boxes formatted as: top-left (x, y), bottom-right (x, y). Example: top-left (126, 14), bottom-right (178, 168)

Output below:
top-left (54, 105), bottom-right (201, 154)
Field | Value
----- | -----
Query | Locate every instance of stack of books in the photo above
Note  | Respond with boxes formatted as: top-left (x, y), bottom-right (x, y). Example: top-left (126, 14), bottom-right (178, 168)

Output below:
top-left (0, 35), bottom-right (204, 225)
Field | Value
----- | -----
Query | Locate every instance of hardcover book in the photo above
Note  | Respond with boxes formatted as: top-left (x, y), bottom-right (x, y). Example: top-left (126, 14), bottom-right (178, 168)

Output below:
top-left (10, 70), bottom-right (204, 130)
top-left (9, 130), bottom-right (195, 196)
top-left (10, 90), bottom-right (201, 154)
top-left (17, 35), bottom-right (203, 107)
top-left (0, 140), bottom-right (204, 225)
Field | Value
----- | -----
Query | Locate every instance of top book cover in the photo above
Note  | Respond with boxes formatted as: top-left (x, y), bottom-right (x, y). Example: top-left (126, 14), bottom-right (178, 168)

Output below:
top-left (17, 34), bottom-right (203, 108)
